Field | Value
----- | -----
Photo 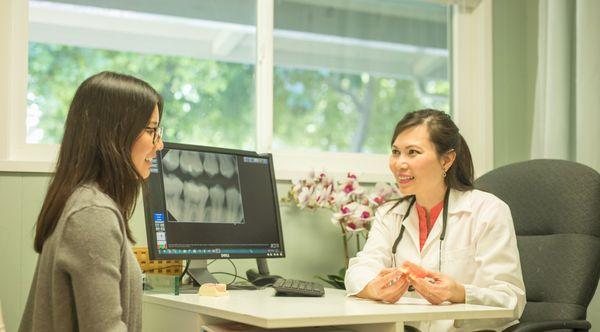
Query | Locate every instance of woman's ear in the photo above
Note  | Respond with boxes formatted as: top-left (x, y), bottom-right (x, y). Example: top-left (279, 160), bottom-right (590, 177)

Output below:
top-left (441, 149), bottom-right (456, 172)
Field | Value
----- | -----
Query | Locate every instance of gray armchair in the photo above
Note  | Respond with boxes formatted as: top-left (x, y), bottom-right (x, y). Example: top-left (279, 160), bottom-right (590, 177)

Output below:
top-left (475, 159), bottom-right (600, 332)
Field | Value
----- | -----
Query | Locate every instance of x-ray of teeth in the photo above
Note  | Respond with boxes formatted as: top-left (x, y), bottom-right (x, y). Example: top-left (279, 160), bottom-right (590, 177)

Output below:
top-left (180, 151), bottom-right (204, 177)
top-left (208, 185), bottom-right (225, 221)
top-left (161, 149), bottom-right (245, 224)
top-left (164, 174), bottom-right (183, 221)
top-left (203, 153), bottom-right (219, 177)
top-left (162, 150), bottom-right (180, 172)
top-left (218, 154), bottom-right (236, 178)
top-left (225, 187), bottom-right (242, 222)
top-left (182, 181), bottom-right (209, 221)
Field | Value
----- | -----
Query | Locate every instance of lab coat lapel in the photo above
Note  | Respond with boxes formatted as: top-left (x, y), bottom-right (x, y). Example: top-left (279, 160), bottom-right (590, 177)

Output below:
top-left (421, 212), bottom-right (443, 254)
top-left (420, 189), bottom-right (472, 254)
top-left (399, 206), bottom-right (420, 252)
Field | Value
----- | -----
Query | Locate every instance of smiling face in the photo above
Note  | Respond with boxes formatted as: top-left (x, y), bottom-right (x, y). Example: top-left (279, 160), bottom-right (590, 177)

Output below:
top-left (131, 105), bottom-right (163, 179)
top-left (389, 123), bottom-right (454, 206)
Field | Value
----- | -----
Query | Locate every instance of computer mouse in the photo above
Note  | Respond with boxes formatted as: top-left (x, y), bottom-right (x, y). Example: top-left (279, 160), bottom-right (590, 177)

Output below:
top-left (251, 276), bottom-right (282, 287)
top-left (227, 283), bottom-right (259, 290)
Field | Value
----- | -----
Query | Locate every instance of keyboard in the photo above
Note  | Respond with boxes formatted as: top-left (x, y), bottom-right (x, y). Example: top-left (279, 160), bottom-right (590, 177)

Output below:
top-left (272, 278), bottom-right (325, 297)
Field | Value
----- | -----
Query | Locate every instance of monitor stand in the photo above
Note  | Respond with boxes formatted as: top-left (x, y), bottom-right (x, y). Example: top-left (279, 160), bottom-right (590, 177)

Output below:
top-left (187, 259), bottom-right (219, 286)
top-left (245, 258), bottom-right (282, 286)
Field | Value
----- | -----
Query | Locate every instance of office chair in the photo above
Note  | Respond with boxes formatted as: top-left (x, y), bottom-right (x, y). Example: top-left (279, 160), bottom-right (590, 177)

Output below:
top-left (475, 159), bottom-right (600, 332)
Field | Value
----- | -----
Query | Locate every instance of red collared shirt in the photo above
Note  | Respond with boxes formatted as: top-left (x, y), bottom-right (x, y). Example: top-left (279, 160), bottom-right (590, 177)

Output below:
top-left (416, 200), bottom-right (445, 251)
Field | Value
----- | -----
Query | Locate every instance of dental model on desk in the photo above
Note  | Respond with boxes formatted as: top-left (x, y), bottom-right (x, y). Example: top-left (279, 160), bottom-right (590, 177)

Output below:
top-left (198, 283), bottom-right (228, 297)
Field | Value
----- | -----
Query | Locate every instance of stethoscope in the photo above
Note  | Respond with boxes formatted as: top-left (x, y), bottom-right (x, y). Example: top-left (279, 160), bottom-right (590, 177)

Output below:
top-left (391, 187), bottom-right (451, 276)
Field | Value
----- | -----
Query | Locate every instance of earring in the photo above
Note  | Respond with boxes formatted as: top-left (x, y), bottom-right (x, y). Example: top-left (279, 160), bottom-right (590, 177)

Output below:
top-left (442, 170), bottom-right (447, 178)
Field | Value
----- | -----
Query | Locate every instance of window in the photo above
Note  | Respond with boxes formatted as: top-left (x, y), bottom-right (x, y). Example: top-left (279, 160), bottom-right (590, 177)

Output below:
top-left (273, 0), bottom-right (451, 154)
top-left (27, 0), bottom-right (257, 149)
top-left (3, 0), bottom-right (469, 179)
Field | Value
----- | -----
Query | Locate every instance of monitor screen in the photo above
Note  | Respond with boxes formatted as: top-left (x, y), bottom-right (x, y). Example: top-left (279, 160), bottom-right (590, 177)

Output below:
top-left (143, 142), bottom-right (285, 261)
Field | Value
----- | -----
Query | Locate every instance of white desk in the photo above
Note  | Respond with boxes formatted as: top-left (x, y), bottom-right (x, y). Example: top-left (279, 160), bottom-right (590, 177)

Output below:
top-left (142, 288), bottom-right (513, 332)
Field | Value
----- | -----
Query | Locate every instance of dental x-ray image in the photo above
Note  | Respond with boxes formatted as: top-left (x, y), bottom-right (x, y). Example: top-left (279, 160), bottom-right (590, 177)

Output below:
top-left (161, 149), bottom-right (244, 224)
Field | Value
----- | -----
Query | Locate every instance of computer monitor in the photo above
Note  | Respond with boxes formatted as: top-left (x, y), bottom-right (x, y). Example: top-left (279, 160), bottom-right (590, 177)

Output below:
top-left (143, 142), bottom-right (285, 285)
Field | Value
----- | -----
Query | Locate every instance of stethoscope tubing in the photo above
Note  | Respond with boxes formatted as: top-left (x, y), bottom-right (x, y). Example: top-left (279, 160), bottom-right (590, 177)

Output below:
top-left (391, 187), bottom-right (451, 270)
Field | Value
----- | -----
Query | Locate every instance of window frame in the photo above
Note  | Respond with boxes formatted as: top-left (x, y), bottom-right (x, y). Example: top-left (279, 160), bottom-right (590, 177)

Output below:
top-left (0, 0), bottom-right (493, 181)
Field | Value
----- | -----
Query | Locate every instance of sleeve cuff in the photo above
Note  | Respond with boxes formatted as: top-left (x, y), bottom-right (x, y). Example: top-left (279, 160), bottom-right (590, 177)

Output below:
top-left (345, 270), bottom-right (378, 296)
top-left (463, 284), bottom-right (479, 305)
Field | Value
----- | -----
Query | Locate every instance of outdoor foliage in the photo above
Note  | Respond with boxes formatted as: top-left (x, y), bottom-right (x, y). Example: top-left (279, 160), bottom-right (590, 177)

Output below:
top-left (27, 43), bottom-right (446, 153)
top-left (28, 43), bottom-right (255, 149)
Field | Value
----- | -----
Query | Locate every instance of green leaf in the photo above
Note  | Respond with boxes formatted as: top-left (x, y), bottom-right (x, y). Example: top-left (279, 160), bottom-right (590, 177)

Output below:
top-left (314, 274), bottom-right (346, 290)
top-left (326, 274), bottom-right (344, 282)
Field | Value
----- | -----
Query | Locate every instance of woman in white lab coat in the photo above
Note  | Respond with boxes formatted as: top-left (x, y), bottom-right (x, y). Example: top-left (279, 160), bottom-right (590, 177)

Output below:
top-left (345, 109), bottom-right (525, 332)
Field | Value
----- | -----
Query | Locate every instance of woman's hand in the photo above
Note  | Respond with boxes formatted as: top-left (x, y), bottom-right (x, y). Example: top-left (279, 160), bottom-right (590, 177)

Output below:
top-left (407, 267), bottom-right (465, 305)
top-left (357, 267), bottom-right (410, 303)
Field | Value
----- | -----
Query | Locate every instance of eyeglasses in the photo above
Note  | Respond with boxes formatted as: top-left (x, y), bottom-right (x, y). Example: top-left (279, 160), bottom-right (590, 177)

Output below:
top-left (145, 127), bottom-right (163, 145)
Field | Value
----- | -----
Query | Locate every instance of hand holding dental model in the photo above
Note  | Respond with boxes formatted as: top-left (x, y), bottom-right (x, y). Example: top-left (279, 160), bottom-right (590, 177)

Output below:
top-left (357, 261), bottom-right (464, 304)
top-left (401, 261), bottom-right (465, 305)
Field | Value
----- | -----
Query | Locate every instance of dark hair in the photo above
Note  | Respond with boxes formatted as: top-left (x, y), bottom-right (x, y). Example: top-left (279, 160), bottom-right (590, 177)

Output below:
top-left (34, 71), bottom-right (163, 253)
top-left (391, 109), bottom-right (474, 192)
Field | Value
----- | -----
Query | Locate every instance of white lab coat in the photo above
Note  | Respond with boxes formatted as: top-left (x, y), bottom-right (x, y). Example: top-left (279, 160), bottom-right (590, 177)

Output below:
top-left (0, 300), bottom-right (5, 332)
top-left (345, 189), bottom-right (526, 332)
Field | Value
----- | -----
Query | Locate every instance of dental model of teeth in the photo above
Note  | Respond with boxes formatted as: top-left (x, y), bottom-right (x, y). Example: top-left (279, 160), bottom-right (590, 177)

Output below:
top-left (180, 151), bottom-right (204, 177)
top-left (198, 283), bottom-right (228, 297)
top-left (203, 153), bottom-right (219, 177)
top-left (182, 181), bottom-right (209, 221)
top-left (164, 174), bottom-right (184, 221)
top-left (225, 187), bottom-right (242, 222)
top-left (162, 150), bottom-right (180, 172)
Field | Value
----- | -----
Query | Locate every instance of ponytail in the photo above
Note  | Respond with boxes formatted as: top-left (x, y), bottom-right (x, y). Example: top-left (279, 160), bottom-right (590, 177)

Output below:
top-left (446, 134), bottom-right (473, 191)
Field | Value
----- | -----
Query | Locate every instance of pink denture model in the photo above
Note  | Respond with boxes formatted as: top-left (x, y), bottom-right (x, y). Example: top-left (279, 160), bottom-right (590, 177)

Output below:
top-left (198, 283), bottom-right (228, 297)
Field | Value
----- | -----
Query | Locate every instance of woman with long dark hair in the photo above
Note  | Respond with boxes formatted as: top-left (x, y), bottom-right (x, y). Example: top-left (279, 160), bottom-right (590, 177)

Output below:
top-left (20, 71), bottom-right (164, 332)
top-left (345, 109), bottom-right (525, 331)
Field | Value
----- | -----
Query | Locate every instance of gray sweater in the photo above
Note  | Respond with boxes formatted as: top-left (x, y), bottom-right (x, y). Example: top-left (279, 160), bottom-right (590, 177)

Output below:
top-left (19, 184), bottom-right (142, 332)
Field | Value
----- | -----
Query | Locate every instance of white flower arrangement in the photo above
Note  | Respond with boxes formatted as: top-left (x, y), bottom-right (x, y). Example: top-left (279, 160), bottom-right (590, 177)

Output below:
top-left (284, 171), bottom-right (399, 233)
